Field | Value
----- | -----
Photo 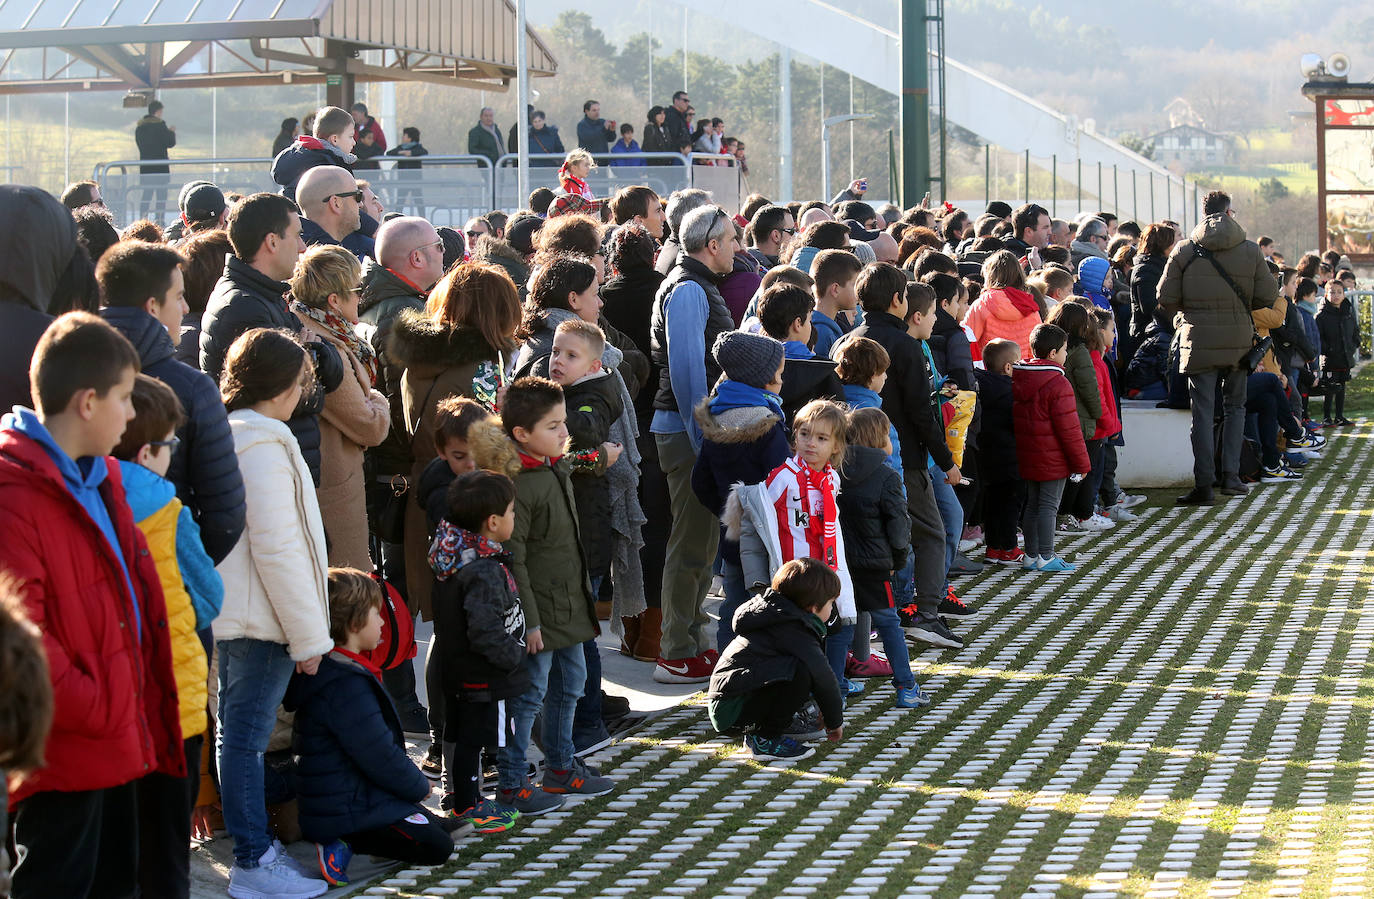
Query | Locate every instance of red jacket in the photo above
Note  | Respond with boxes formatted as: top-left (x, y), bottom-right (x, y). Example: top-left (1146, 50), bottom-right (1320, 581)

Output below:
top-left (1090, 350), bottom-right (1121, 441)
top-left (1012, 358), bottom-right (1091, 482)
top-left (0, 430), bottom-right (184, 805)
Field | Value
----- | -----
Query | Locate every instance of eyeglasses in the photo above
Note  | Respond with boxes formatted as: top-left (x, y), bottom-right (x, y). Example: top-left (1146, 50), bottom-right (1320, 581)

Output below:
top-left (781, 227), bottom-right (797, 235)
top-left (412, 239), bottom-right (444, 256)
top-left (350, 285), bottom-right (365, 295)
top-left (466, 230), bottom-right (486, 239)
top-left (332, 190), bottom-right (364, 203)
top-left (149, 436), bottom-right (181, 452)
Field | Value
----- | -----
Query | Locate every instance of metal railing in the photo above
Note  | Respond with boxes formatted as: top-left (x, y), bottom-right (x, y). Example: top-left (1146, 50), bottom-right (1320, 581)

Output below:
top-left (492, 152), bottom-right (690, 213)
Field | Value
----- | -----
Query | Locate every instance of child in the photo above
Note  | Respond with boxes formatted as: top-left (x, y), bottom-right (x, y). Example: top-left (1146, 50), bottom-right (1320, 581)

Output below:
top-left (609, 123), bottom-right (645, 166)
top-left (691, 331), bottom-right (791, 651)
top-left (837, 408), bottom-right (930, 709)
top-left (216, 327), bottom-right (334, 899)
top-left (272, 105), bottom-right (359, 200)
top-left (965, 249), bottom-right (1042, 360)
top-left (1317, 278), bottom-right (1358, 425)
top-left (0, 575), bottom-right (53, 899)
top-left (468, 377), bottom-right (613, 814)
top-left (924, 271), bottom-right (976, 389)
top-left (285, 568), bottom-right (453, 887)
top-left (1088, 308), bottom-right (1125, 520)
top-left (0, 313), bottom-right (182, 899)
top-left (1029, 266), bottom-right (1074, 312)
top-left (416, 395), bottom-right (492, 779)
top-left (430, 470), bottom-right (528, 834)
top-left (707, 558), bottom-right (846, 762)
top-left (1076, 255), bottom-right (1114, 313)
top-left (1045, 301), bottom-right (1107, 530)
top-left (113, 374), bottom-right (224, 899)
top-left (725, 399), bottom-right (857, 693)
top-left (1294, 276), bottom-right (1323, 428)
top-left (757, 283), bottom-right (846, 423)
top-left (1013, 324), bottom-right (1091, 573)
top-left (811, 249), bottom-right (864, 357)
top-left (975, 339), bottom-right (1024, 564)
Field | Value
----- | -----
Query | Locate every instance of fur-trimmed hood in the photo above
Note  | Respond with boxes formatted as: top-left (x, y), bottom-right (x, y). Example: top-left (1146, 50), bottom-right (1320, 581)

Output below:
top-left (474, 238), bottom-right (529, 269)
top-left (468, 417), bottom-right (524, 479)
top-left (693, 398), bottom-right (783, 445)
top-left (387, 308), bottom-right (501, 371)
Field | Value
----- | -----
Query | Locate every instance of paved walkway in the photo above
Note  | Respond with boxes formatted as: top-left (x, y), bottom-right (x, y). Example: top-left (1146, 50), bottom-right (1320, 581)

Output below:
top-left (350, 420), bottom-right (1374, 898)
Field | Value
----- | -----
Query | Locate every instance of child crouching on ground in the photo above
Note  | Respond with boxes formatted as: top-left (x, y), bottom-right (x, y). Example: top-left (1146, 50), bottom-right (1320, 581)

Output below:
top-left (708, 559), bottom-right (845, 762)
top-left (837, 408), bottom-right (930, 709)
top-left (430, 469), bottom-right (528, 834)
top-left (285, 568), bottom-right (453, 886)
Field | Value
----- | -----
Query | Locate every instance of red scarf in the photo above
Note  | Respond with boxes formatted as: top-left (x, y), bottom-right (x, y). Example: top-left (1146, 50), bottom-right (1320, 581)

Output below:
top-left (795, 456), bottom-right (839, 570)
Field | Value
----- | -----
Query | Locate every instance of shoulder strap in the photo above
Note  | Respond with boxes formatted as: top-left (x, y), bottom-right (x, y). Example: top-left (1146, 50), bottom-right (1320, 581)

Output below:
top-left (1192, 245), bottom-right (1260, 338)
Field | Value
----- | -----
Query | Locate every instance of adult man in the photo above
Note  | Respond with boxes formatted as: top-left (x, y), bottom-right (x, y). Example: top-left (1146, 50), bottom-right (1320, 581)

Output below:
top-left (745, 204), bottom-right (795, 270)
top-left (663, 90), bottom-right (692, 149)
top-left (577, 100), bottom-right (616, 154)
top-left (649, 205), bottom-right (741, 683)
top-left (1050, 218), bottom-right (1072, 249)
top-left (1005, 202), bottom-right (1051, 268)
top-left (467, 107), bottom-right (503, 165)
top-left (835, 200), bottom-right (880, 231)
top-left (609, 185), bottom-right (666, 241)
top-left (869, 231), bottom-right (900, 264)
top-left (1158, 190), bottom-right (1279, 506)
top-left (200, 193), bottom-right (343, 484)
top-left (654, 188), bottom-right (713, 277)
top-left (464, 216), bottom-right (492, 245)
top-left (1070, 217), bottom-right (1110, 269)
top-left (357, 179), bottom-right (385, 222)
top-left (96, 241), bottom-right (246, 562)
top-left (60, 180), bottom-right (103, 210)
top-left (350, 102), bottom-right (386, 151)
top-left (830, 178), bottom-right (869, 205)
top-left (135, 99), bottom-right (176, 219)
top-left (178, 181), bottom-right (229, 240)
top-left (295, 165), bottom-right (374, 260)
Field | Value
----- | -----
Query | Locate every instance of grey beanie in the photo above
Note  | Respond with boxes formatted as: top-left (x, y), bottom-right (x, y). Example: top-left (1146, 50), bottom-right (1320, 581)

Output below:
top-left (712, 330), bottom-right (785, 390)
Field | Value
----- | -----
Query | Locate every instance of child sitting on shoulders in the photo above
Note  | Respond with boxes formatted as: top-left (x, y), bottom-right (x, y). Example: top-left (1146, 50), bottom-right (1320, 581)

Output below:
top-left (285, 568), bottom-right (453, 887)
top-left (837, 408), bottom-right (929, 709)
top-left (430, 470), bottom-right (528, 834)
top-left (708, 558), bottom-right (845, 762)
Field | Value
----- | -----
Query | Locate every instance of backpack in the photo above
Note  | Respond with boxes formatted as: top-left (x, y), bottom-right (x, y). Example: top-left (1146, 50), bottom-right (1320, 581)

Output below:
top-left (361, 568), bottom-right (417, 670)
top-left (1213, 420), bottom-right (1263, 484)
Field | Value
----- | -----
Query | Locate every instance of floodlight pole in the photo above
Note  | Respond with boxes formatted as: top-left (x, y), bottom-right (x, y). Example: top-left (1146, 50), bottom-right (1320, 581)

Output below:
top-left (516, 0), bottom-right (530, 207)
top-left (822, 113), bottom-right (874, 201)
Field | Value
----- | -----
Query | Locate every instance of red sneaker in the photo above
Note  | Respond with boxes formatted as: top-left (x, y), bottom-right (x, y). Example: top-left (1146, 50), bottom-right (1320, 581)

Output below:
top-left (653, 653), bottom-right (715, 684)
top-left (994, 547), bottom-right (1026, 565)
top-left (846, 653), bottom-right (893, 678)
top-left (700, 648), bottom-right (720, 666)
top-left (985, 548), bottom-right (1006, 562)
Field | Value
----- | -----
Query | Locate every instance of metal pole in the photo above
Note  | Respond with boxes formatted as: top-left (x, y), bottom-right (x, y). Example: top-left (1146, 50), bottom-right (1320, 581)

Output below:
top-left (1149, 171), bottom-right (1155, 220)
top-left (1132, 170), bottom-right (1138, 221)
top-left (1112, 164), bottom-right (1118, 214)
top-left (778, 47), bottom-right (792, 202)
top-left (849, 73), bottom-right (855, 185)
top-left (516, 0), bottom-right (530, 208)
top-left (822, 121), bottom-right (832, 202)
top-left (1052, 154), bottom-right (1057, 217)
top-left (1097, 161), bottom-right (1102, 211)
top-left (647, 2), bottom-right (653, 106)
top-left (682, 7), bottom-right (687, 91)
top-left (64, 92), bottom-right (70, 188)
top-left (1024, 149), bottom-right (1029, 204)
top-left (984, 145), bottom-right (990, 208)
top-left (899, 0), bottom-right (930, 207)
top-left (1167, 177), bottom-right (1172, 221)
top-left (1077, 158), bottom-right (1082, 214)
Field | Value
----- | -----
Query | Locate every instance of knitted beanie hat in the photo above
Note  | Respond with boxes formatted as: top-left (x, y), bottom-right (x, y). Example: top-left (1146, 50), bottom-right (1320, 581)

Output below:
top-left (712, 330), bottom-right (785, 390)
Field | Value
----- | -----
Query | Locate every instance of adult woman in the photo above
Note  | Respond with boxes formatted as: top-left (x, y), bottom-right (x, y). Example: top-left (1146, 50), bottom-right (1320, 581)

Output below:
top-left (290, 245), bottom-right (391, 570)
top-left (1129, 223), bottom-right (1176, 345)
top-left (271, 117), bottom-right (300, 158)
top-left (641, 106), bottom-right (671, 160)
top-left (178, 229), bottom-right (233, 366)
top-left (964, 249), bottom-right (1042, 359)
top-left (558, 148), bottom-right (598, 202)
top-left (389, 262), bottom-right (520, 620)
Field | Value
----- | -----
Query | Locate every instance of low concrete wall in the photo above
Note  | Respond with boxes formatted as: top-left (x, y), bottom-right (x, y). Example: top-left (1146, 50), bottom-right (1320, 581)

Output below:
top-left (1116, 400), bottom-right (1194, 488)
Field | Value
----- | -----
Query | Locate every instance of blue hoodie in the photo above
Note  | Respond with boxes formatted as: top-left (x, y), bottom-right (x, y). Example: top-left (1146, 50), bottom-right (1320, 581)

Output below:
top-left (840, 384), bottom-right (903, 477)
top-left (119, 461), bottom-right (225, 631)
top-left (1076, 255), bottom-right (1113, 312)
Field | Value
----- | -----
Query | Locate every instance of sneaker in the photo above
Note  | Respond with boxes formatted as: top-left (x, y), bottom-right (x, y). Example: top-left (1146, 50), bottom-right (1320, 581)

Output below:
top-left (846, 653), bottom-right (893, 678)
top-left (1078, 514), bottom-right (1114, 531)
top-left (420, 742), bottom-right (443, 780)
top-left (228, 845), bottom-right (327, 899)
top-left (1176, 486), bottom-right (1214, 506)
top-left (957, 536), bottom-right (981, 554)
top-left (653, 653), bottom-right (714, 684)
top-left (1022, 554), bottom-right (1041, 570)
top-left (1057, 515), bottom-right (1086, 533)
top-left (1037, 555), bottom-right (1076, 573)
top-left (572, 719), bottom-right (614, 758)
top-left (994, 546), bottom-right (1026, 565)
top-left (1260, 463), bottom-right (1303, 482)
top-left (939, 587), bottom-right (974, 617)
top-left (315, 840), bottom-right (352, 886)
top-left (1117, 493), bottom-right (1147, 509)
top-left (1336, 416), bottom-right (1355, 426)
top-left (895, 685), bottom-right (933, 708)
top-left (541, 758), bottom-right (615, 796)
top-left (948, 553), bottom-right (984, 575)
top-left (843, 677), bottom-right (865, 696)
top-left (398, 704), bottom-right (430, 737)
top-left (497, 780), bottom-right (566, 816)
top-left (1105, 504), bottom-right (1137, 522)
top-left (905, 613), bottom-right (964, 649)
top-left (601, 691), bottom-right (632, 719)
top-left (745, 734), bottom-right (815, 762)
top-left (459, 798), bottom-right (520, 834)
top-left (1289, 431), bottom-right (1325, 449)
top-left (701, 648), bottom-right (721, 666)
top-left (1323, 417), bottom-right (1335, 427)
top-left (271, 839), bottom-right (312, 879)
top-left (783, 705), bottom-right (826, 742)
top-left (985, 547), bottom-right (1006, 563)
top-left (961, 525), bottom-right (985, 547)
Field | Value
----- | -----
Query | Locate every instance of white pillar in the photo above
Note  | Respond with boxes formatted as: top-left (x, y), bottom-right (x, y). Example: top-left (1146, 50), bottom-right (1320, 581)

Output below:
top-left (778, 47), bottom-right (792, 202)
top-left (516, 0), bottom-right (530, 209)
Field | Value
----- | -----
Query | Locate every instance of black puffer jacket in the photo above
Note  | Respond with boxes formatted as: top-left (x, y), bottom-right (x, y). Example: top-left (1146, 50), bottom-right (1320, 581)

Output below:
top-left (929, 306), bottom-right (975, 389)
top-left (601, 266), bottom-right (665, 420)
top-left (200, 255), bottom-right (344, 484)
top-left (1316, 300), bottom-right (1359, 371)
top-left (0, 185), bottom-right (72, 411)
top-left (1130, 252), bottom-right (1170, 342)
top-left (357, 259), bottom-right (427, 478)
top-left (779, 357), bottom-right (845, 426)
top-left (973, 367), bottom-right (1016, 475)
top-left (101, 306), bottom-right (245, 563)
top-left (562, 371), bottom-right (625, 578)
top-left (837, 445), bottom-right (909, 588)
top-left (708, 591), bottom-right (844, 730)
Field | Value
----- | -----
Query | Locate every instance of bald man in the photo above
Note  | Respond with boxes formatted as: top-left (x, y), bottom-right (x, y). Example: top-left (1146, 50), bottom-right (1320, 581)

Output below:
top-left (375, 216), bottom-right (445, 293)
top-left (296, 164), bottom-right (373, 260)
top-left (869, 231), bottom-right (899, 264)
top-left (798, 206), bottom-right (834, 229)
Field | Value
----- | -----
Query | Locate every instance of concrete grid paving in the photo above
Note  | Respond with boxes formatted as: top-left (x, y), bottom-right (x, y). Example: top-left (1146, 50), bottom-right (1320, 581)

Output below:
top-left (370, 422), bottom-right (1374, 898)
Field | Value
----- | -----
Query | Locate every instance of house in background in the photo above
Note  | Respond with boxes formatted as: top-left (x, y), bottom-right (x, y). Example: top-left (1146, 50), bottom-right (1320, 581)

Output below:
top-left (1148, 124), bottom-right (1234, 167)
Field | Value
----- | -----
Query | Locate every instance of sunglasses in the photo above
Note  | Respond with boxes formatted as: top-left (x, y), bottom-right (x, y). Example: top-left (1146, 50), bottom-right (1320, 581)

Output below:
top-left (466, 230), bottom-right (486, 239)
top-left (332, 190), bottom-right (364, 203)
top-left (412, 239), bottom-right (444, 255)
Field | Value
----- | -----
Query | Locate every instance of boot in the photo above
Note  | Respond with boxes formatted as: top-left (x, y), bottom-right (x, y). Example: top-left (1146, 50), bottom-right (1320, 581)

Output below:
top-left (619, 615), bottom-right (642, 657)
top-left (632, 607), bottom-right (662, 662)
top-left (595, 600), bottom-right (612, 621)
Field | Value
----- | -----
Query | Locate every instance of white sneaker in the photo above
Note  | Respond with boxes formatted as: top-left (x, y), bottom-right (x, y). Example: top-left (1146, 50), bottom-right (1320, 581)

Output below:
top-left (957, 537), bottom-right (981, 554)
top-left (1105, 504), bottom-right (1137, 522)
top-left (228, 845), bottom-right (327, 899)
top-left (1057, 515), bottom-right (1084, 533)
top-left (1088, 513), bottom-right (1115, 530)
top-left (1117, 493), bottom-right (1147, 509)
top-left (708, 574), bottom-right (724, 597)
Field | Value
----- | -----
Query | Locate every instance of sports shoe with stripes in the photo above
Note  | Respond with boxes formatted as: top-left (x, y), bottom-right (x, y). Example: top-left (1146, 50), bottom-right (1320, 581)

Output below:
top-left (541, 757), bottom-right (614, 797)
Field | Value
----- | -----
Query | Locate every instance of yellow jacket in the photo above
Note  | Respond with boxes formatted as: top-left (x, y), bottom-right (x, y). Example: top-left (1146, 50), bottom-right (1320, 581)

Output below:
top-left (138, 500), bottom-right (208, 740)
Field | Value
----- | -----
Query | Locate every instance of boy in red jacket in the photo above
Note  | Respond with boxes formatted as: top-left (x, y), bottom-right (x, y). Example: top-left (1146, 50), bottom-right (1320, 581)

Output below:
top-left (0, 313), bottom-right (183, 898)
top-left (1012, 323), bottom-right (1091, 574)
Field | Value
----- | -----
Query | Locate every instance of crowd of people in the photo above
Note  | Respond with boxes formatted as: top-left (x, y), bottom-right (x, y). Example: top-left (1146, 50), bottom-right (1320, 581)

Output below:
top-left (0, 94), bottom-right (1359, 899)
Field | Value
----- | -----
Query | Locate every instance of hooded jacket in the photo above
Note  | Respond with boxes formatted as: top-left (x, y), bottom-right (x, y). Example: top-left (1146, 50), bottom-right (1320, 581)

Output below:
top-left (467, 418), bottom-right (597, 651)
top-left (708, 591), bottom-right (844, 731)
top-left (964, 286), bottom-right (1042, 359)
top-left (973, 367), bottom-right (1017, 475)
top-left (1076, 256), bottom-right (1113, 311)
top-left (601, 266), bottom-right (665, 420)
top-left (388, 308), bottom-right (505, 619)
top-left (473, 239), bottom-right (531, 303)
top-left (850, 310), bottom-right (955, 473)
top-left (1316, 299), bottom-right (1359, 372)
top-left (929, 306), bottom-right (975, 389)
top-left (101, 305), bottom-right (246, 563)
top-left (1129, 252), bottom-right (1170, 342)
top-left (300, 215), bottom-right (376, 262)
top-left (561, 369), bottom-right (625, 578)
top-left (429, 525), bottom-right (530, 703)
top-left (271, 136), bottom-right (356, 200)
top-left (837, 445), bottom-right (910, 592)
top-left (0, 185), bottom-right (73, 411)
top-left (1012, 359), bottom-right (1090, 482)
top-left (135, 114), bottom-right (176, 174)
top-left (357, 259), bottom-right (428, 478)
top-left (283, 649), bottom-right (431, 843)
top-left (1090, 350), bottom-right (1121, 441)
top-left (691, 398), bottom-right (790, 565)
top-left (1157, 213), bottom-right (1278, 374)
top-left (779, 355), bottom-right (845, 425)
top-left (1063, 342), bottom-right (1103, 441)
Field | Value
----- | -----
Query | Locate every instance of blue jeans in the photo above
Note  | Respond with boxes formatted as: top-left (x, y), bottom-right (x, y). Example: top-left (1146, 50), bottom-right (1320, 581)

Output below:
top-left (566, 577), bottom-right (605, 743)
top-left (824, 623), bottom-right (856, 693)
top-left (715, 559), bottom-right (751, 652)
top-left (500, 644), bottom-right (586, 787)
top-left (216, 638), bottom-right (296, 867)
top-left (929, 463), bottom-right (963, 576)
top-left (870, 606), bottom-right (916, 689)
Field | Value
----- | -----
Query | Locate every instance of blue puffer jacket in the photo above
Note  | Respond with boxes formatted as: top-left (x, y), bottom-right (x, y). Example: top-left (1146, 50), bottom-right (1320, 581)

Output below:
top-left (283, 649), bottom-right (430, 843)
top-left (101, 305), bottom-right (246, 563)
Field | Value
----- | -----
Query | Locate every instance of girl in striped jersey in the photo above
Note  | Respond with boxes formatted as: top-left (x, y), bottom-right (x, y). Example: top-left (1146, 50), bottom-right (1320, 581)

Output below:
top-left (724, 400), bottom-right (858, 695)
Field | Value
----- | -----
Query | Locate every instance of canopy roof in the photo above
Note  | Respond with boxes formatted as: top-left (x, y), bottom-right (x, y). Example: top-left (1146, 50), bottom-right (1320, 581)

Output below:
top-left (0, 0), bottom-right (557, 94)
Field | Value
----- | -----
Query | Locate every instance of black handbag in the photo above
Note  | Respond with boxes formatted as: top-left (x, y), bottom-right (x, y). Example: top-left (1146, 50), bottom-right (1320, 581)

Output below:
top-left (1190, 245), bottom-right (1272, 372)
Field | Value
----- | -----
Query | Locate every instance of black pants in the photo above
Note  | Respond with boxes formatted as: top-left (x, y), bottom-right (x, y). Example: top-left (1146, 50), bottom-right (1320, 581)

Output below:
top-left (721, 675), bottom-right (813, 739)
top-left (636, 424), bottom-right (668, 608)
top-left (343, 806), bottom-right (452, 866)
top-left (1059, 439), bottom-right (1103, 520)
top-left (443, 697), bottom-right (510, 809)
top-left (955, 446), bottom-right (982, 528)
top-left (983, 478), bottom-right (1025, 552)
top-left (11, 781), bottom-right (138, 898)
top-left (1324, 379), bottom-right (1347, 420)
top-left (137, 734), bottom-right (203, 899)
